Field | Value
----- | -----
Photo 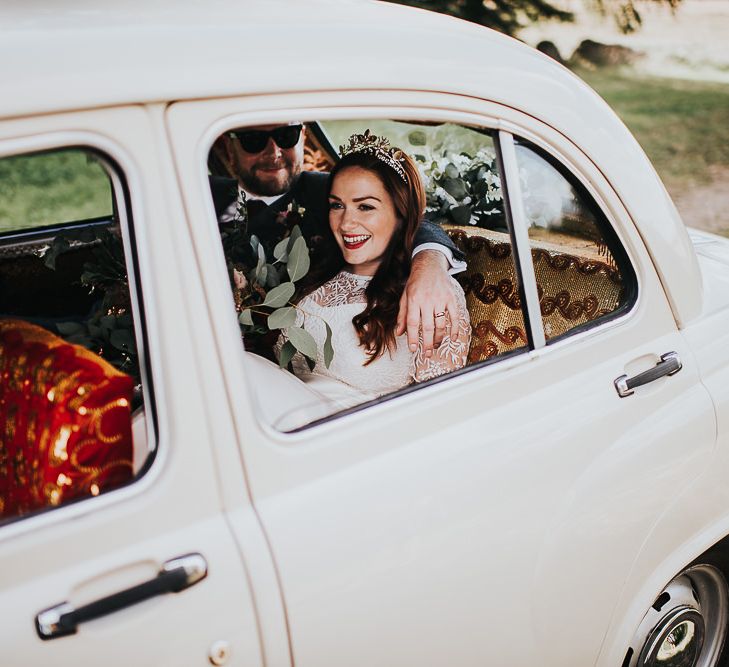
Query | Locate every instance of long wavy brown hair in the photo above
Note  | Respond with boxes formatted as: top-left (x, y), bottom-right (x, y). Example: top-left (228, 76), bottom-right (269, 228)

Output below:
top-left (302, 147), bottom-right (425, 363)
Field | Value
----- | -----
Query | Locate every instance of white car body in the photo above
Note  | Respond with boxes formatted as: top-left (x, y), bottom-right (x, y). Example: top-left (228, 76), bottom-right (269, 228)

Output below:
top-left (2, 1), bottom-right (729, 666)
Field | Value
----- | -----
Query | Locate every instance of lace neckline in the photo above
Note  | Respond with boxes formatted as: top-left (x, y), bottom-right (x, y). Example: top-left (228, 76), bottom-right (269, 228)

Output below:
top-left (340, 269), bottom-right (373, 281)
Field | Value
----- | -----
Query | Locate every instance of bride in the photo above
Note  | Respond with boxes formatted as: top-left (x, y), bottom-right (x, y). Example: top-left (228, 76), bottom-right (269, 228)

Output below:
top-left (276, 131), bottom-right (471, 408)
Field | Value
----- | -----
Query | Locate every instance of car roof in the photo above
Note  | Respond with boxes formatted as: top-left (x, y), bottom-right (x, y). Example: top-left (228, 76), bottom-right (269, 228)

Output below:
top-left (3, 0), bottom-right (539, 117)
top-left (1, 0), bottom-right (701, 324)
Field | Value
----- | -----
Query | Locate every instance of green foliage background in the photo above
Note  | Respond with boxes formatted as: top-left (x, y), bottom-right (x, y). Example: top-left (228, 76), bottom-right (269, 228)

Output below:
top-left (386, 0), bottom-right (679, 36)
top-left (0, 150), bottom-right (111, 233)
top-left (577, 68), bottom-right (729, 191)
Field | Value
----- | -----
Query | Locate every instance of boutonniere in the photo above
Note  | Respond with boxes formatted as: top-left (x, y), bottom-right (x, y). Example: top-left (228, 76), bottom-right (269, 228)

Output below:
top-left (274, 201), bottom-right (307, 232)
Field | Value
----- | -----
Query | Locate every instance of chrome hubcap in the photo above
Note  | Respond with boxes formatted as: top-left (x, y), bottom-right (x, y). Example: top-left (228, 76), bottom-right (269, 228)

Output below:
top-left (643, 608), bottom-right (704, 665)
top-left (626, 565), bottom-right (728, 667)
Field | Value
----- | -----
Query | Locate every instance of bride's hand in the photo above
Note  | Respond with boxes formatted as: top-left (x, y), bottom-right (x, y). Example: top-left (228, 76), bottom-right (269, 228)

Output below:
top-left (396, 250), bottom-right (460, 357)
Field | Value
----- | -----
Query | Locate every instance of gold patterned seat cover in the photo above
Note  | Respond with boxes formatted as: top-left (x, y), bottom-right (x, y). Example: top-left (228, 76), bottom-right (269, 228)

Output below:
top-left (445, 225), bottom-right (624, 363)
top-left (0, 319), bottom-right (134, 519)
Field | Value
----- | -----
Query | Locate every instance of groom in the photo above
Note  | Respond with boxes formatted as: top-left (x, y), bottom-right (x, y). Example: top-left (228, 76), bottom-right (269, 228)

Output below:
top-left (210, 122), bottom-right (465, 356)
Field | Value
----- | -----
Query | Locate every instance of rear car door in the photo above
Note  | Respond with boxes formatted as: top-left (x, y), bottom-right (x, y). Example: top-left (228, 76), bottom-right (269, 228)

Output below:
top-left (0, 107), bottom-right (270, 667)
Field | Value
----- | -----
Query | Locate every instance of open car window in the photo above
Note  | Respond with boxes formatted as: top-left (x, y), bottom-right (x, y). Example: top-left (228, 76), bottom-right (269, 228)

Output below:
top-left (207, 119), bottom-right (636, 432)
top-left (0, 147), bottom-right (154, 524)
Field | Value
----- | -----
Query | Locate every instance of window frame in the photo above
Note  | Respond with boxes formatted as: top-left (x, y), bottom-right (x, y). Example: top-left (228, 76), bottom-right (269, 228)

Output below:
top-left (499, 130), bottom-right (639, 351)
top-left (204, 114), bottom-right (641, 433)
top-left (167, 92), bottom-right (645, 448)
top-left (0, 135), bottom-right (158, 532)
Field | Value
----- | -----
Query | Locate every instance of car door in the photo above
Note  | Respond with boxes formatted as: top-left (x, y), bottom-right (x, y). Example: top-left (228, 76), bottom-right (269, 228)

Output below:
top-left (0, 107), bottom-right (273, 667)
top-left (166, 90), bottom-right (717, 667)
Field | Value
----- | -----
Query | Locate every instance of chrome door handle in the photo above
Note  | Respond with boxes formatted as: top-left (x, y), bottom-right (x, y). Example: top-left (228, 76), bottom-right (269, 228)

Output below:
top-left (35, 553), bottom-right (207, 640)
top-left (614, 352), bottom-right (682, 398)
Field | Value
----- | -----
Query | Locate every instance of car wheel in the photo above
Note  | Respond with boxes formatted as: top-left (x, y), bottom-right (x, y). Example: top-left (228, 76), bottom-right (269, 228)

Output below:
top-left (625, 564), bottom-right (729, 667)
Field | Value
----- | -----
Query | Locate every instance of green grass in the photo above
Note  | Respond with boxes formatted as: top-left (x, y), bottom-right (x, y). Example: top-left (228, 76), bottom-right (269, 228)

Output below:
top-left (0, 150), bottom-right (112, 234)
top-left (575, 68), bottom-right (729, 191)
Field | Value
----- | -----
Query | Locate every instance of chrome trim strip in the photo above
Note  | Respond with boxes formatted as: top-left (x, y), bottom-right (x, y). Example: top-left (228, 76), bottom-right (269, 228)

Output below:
top-left (498, 130), bottom-right (546, 349)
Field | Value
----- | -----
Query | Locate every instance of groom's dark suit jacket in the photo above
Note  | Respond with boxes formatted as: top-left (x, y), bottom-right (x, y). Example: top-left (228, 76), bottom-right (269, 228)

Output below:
top-left (210, 172), bottom-right (462, 259)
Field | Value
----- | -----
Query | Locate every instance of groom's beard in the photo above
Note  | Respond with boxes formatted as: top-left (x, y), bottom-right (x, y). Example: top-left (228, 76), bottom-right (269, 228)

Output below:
top-left (241, 157), bottom-right (302, 197)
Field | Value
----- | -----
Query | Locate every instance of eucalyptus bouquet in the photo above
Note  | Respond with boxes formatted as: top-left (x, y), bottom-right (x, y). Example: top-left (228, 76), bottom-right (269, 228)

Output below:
top-left (224, 195), bottom-right (333, 370)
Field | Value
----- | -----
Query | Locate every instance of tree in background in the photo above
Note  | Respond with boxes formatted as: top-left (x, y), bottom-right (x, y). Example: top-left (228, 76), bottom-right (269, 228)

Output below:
top-left (387, 0), bottom-right (680, 36)
top-left (595, 0), bottom-right (681, 33)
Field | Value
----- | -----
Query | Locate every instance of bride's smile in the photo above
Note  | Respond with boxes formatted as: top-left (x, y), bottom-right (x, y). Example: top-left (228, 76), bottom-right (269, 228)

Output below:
top-left (341, 233), bottom-right (372, 249)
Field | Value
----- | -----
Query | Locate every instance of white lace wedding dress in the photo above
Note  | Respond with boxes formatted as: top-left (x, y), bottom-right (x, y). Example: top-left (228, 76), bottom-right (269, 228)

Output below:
top-left (276, 270), bottom-right (471, 409)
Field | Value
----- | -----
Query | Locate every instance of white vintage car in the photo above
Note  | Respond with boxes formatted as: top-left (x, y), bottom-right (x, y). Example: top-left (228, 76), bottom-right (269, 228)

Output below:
top-left (2, 1), bottom-right (729, 666)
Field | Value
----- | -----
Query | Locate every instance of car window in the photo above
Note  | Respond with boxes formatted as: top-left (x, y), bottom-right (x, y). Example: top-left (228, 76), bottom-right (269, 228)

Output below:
top-left (0, 147), bottom-right (153, 524)
top-left (208, 119), bottom-right (529, 431)
top-left (512, 139), bottom-right (636, 343)
top-left (0, 149), bottom-right (112, 233)
top-left (207, 119), bottom-right (638, 432)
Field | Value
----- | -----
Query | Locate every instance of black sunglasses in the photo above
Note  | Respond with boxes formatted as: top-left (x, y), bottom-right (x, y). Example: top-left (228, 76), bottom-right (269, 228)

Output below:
top-left (228, 124), bottom-right (303, 154)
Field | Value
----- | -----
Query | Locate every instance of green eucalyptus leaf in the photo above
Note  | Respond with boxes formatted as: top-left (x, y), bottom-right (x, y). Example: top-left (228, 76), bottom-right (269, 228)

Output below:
top-left (450, 204), bottom-right (472, 225)
top-left (250, 234), bottom-right (261, 254)
top-left (445, 162), bottom-right (459, 179)
top-left (286, 225), bottom-right (303, 252)
top-left (287, 236), bottom-right (310, 282)
top-left (408, 130), bottom-right (427, 146)
top-left (273, 237), bottom-right (289, 262)
top-left (256, 264), bottom-right (268, 285)
top-left (266, 263), bottom-right (280, 288)
top-left (56, 321), bottom-right (85, 336)
top-left (67, 334), bottom-right (94, 348)
top-left (473, 179), bottom-right (490, 197)
top-left (43, 237), bottom-right (71, 270)
top-left (442, 177), bottom-right (468, 199)
top-left (267, 306), bottom-right (297, 330)
top-left (78, 228), bottom-right (96, 243)
top-left (239, 309), bottom-right (254, 326)
top-left (278, 340), bottom-right (296, 369)
top-left (287, 325), bottom-right (317, 360)
top-left (323, 322), bottom-right (334, 368)
top-left (262, 281), bottom-right (295, 308)
top-left (100, 314), bottom-right (116, 331)
top-left (110, 329), bottom-right (135, 352)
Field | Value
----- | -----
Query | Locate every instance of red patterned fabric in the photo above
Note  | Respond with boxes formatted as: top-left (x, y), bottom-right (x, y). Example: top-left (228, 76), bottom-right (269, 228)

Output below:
top-left (0, 319), bottom-right (133, 519)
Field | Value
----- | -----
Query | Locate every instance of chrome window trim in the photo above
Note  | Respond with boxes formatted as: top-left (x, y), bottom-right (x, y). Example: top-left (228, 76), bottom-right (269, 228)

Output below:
top-left (498, 130), bottom-right (547, 350)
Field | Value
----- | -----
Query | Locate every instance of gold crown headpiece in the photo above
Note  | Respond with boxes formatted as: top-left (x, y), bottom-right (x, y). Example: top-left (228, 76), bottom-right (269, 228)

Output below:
top-left (339, 130), bottom-right (408, 182)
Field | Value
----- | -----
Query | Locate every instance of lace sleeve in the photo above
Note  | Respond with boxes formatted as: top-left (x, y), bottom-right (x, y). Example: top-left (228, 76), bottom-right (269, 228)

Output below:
top-left (411, 278), bottom-right (471, 383)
